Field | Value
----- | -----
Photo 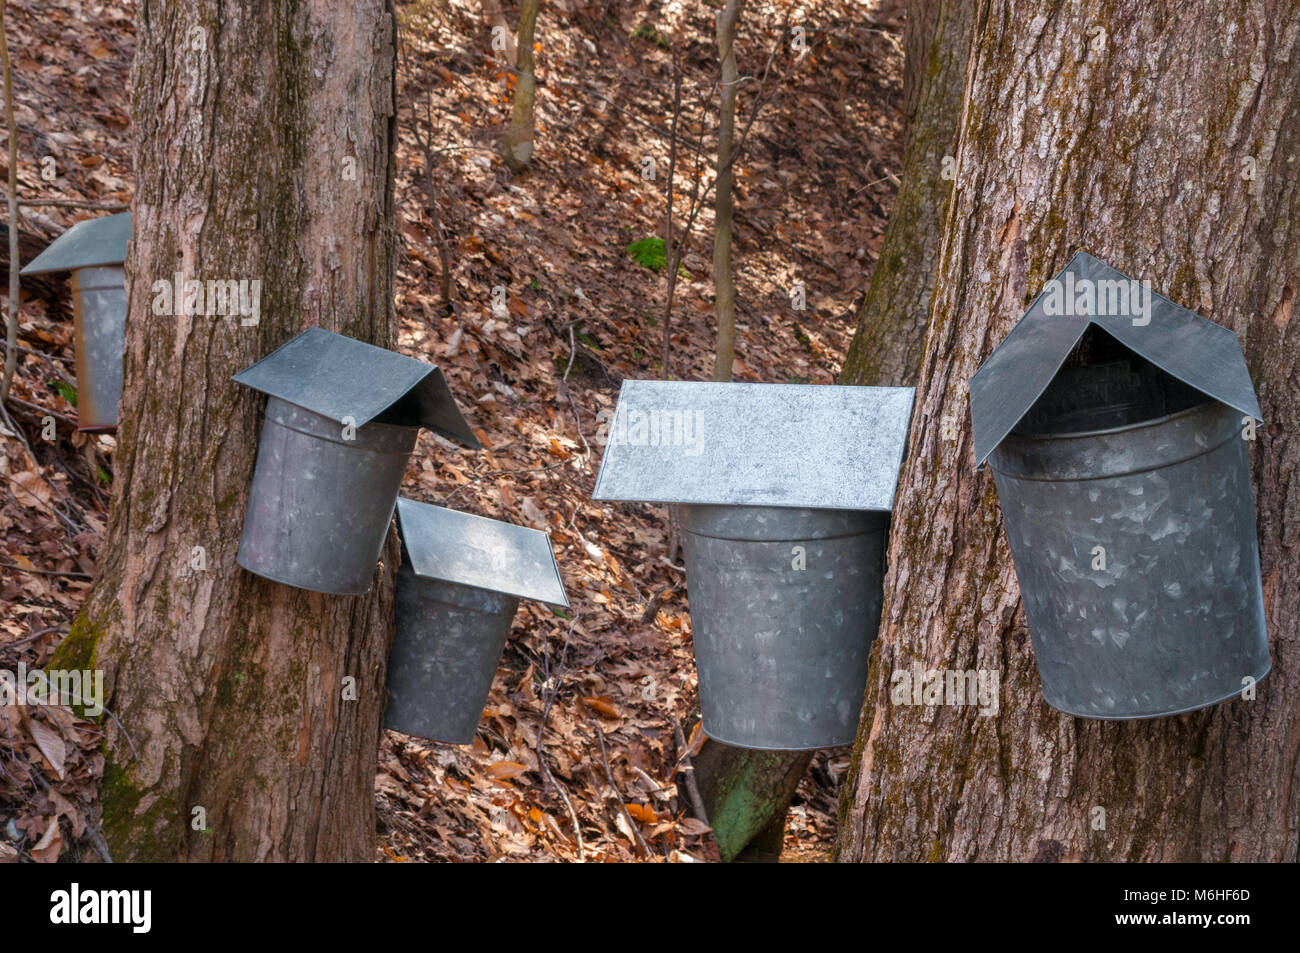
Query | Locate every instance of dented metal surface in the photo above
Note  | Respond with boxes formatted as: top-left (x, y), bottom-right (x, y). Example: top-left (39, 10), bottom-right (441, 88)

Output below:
top-left (985, 355), bottom-right (1270, 718)
top-left (680, 503), bottom-right (889, 750)
top-left (384, 498), bottom-right (568, 744)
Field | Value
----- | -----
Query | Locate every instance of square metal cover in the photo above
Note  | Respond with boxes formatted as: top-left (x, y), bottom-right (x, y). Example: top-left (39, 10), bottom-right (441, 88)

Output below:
top-left (21, 212), bottom-right (131, 275)
top-left (233, 327), bottom-right (480, 447)
top-left (396, 497), bottom-right (569, 607)
top-left (591, 380), bottom-right (915, 511)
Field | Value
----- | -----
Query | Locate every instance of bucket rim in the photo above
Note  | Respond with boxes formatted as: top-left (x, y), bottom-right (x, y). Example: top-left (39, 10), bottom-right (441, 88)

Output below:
top-left (679, 502), bottom-right (889, 543)
top-left (700, 723), bottom-right (852, 751)
top-left (1007, 398), bottom-right (1220, 443)
top-left (1042, 659), bottom-right (1271, 720)
top-left (990, 400), bottom-right (1242, 483)
top-left (236, 552), bottom-right (374, 596)
top-left (397, 565), bottom-right (523, 616)
top-left (263, 395), bottom-right (420, 455)
top-left (383, 723), bottom-right (477, 745)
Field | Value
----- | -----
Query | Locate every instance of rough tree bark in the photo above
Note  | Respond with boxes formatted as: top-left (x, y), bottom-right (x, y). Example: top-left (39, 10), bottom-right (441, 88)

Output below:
top-left (837, 0), bottom-right (1300, 861)
top-left (60, 0), bottom-right (401, 861)
top-left (502, 0), bottom-right (541, 172)
top-left (838, 0), bottom-right (971, 388)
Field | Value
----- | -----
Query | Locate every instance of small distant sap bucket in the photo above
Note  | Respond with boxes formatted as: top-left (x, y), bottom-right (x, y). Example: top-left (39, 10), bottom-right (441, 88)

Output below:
top-left (236, 396), bottom-right (418, 595)
top-left (70, 266), bottom-right (126, 432)
top-left (989, 361), bottom-right (1270, 719)
top-left (385, 563), bottom-right (520, 744)
top-left (680, 503), bottom-right (888, 750)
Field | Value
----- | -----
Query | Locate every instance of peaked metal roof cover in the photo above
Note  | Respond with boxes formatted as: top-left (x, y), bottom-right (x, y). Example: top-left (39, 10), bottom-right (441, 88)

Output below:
top-left (591, 380), bottom-right (915, 511)
top-left (969, 251), bottom-right (1262, 467)
top-left (233, 327), bottom-right (480, 446)
top-left (396, 497), bottom-right (569, 607)
top-left (21, 212), bottom-right (131, 275)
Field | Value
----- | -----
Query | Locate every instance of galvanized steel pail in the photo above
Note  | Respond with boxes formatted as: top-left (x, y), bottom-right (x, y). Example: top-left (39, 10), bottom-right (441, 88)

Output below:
top-left (989, 363), bottom-right (1270, 718)
top-left (680, 503), bottom-right (888, 750)
top-left (70, 265), bottom-right (126, 432)
top-left (385, 562), bottom-right (520, 744)
top-left (237, 396), bottom-right (417, 595)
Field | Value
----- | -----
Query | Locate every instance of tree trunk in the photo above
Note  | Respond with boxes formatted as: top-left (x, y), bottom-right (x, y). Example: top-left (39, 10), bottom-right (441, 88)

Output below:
top-left (837, 0), bottom-right (1300, 862)
top-left (899, 0), bottom-right (939, 142)
top-left (710, 0), bottom-right (744, 381)
top-left (62, 0), bottom-right (400, 861)
top-left (838, 0), bottom-right (971, 388)
top-left (693, 741), bottom-right (811, 862)
top-left (502, 0), bottom-right (541, 171)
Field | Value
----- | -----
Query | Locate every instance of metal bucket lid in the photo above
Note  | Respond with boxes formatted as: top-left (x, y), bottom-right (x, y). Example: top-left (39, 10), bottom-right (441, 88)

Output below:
top-left (592, 380), bottom-right (914, 511)
top-left (232, 327), bottom-right (481, 447)
top-left (21, 212), bottom-right (131, 275)
top-left (395, 497), bottom-right (569, 607)
top-left (969, 251), bottom-right (1262, 468)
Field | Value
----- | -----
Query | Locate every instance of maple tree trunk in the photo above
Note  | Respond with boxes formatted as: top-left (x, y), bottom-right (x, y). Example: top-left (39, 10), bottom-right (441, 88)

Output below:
top-left (837, 0), bottom-right (1300, 862)
top-left (61, 0), bottom-right (400, 861)
top-left (838, 0), bottom-right (971, 388)
top-left (898, 0), bottom-right (939, 143)
top-left (502, 0), bottom-right (541, 171)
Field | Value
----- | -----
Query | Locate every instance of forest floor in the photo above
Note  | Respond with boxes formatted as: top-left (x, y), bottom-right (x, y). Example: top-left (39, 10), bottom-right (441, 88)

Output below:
top-left (0, 0), bottom-right (903, 862)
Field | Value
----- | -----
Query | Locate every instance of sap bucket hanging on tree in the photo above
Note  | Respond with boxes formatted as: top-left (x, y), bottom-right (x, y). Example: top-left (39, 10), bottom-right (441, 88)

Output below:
top-left (233, 328), bottom-right (480, 596)
top-left (970, 251), bottom-right (1270, 720)
top-left (592, 381), bottom-right (914, 750)
top-left (20, 212), bottom-right (131, 432)
top-left (384, 498), bottom-right (569, 744)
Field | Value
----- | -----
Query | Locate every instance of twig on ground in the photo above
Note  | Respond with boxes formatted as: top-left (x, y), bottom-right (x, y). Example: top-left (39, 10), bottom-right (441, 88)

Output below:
top-left (673, 717), bottom-right (709, 825)
top-left (0, 0), bottom-right (20, 403)
top-left (1, 625), bottom-right (68, 649)
top-left (5, 395), bottom-right (76, 427)
top-left (590, 715), bottom-right (653, 857)
top-left (16, 198), bottom-right (129, 211)
top-left (535, 613), bottom-right (584, 861)
top-left (0, 561), bottom-right (90, 580)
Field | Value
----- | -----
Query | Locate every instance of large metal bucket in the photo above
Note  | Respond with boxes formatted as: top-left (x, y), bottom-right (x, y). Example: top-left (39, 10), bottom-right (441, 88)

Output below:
top-left (680, 503), bottom-right (888, 750)
top-left (236, 396), bottom-right (418, 595)
top-left (989, 361), bottom-right (1270, 718)
top-left (70, 265), bottom-right (126, 432)
top-left (385, 562), bottom-right (520, 744)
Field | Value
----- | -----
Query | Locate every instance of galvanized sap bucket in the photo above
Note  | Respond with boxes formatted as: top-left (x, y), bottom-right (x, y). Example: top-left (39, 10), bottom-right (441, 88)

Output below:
top-left (20, 213), bottom-right (131, 432)
top-left (384, 497), bottom-right (569, 744)
top-left (233, 328), bottom-right (480, 596)
top-left (592, 380), bottom-right (914, 749)
top-left (970, 251), bottom-right (1270, 719)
